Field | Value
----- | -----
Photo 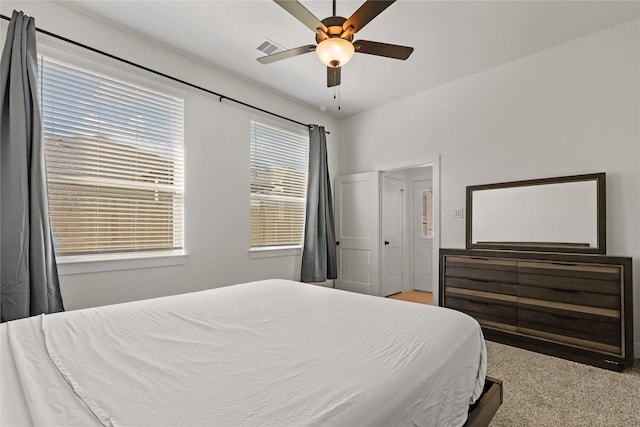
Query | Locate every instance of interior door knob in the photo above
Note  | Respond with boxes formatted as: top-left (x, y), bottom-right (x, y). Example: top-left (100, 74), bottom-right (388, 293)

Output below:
top-left (384, 241), bottom-right (390, 245)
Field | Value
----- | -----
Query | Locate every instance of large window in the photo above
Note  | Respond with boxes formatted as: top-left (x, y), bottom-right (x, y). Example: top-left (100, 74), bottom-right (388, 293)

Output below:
top-left (250, 119), bottom-right (308, 248)
top-left (40, 56), bottom-right (184, 256)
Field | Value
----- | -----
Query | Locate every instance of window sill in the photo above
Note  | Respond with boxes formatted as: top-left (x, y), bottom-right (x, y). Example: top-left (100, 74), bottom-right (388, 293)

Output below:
top-left (248, 246), bottom-right (302, 259)
top-left (56, 251), bottom-right (189, 275)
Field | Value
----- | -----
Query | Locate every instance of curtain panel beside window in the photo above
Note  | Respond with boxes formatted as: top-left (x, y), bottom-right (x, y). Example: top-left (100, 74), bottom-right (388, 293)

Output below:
top-left (301, 126), bottom-right (336, 283)
top-left (1, 11), bottom-right (64, 321)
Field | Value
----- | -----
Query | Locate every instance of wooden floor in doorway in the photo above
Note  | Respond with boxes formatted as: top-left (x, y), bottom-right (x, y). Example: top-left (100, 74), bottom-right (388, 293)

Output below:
top-left (386, 290), bottom-right (433, 305)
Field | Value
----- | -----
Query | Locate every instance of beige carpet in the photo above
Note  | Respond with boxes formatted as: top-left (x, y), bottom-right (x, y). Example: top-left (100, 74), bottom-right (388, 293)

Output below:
top-left (485, 341), bottom-right (640, 426)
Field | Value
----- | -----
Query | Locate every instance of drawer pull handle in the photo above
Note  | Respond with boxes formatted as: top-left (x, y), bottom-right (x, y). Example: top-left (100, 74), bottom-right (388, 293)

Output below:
top-left (472, 278), bottom-right (491, 283)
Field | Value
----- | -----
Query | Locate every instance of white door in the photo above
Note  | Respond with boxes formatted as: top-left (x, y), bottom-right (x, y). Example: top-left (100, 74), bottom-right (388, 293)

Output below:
top-left (412, 179), bottom-right (433, 292)
top-left (381, 173), bottom-right (404, 296)
top-left (335, 172), bottom-right (380, 296)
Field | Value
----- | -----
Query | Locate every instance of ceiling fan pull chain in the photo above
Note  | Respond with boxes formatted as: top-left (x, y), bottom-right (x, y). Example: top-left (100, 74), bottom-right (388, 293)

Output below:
top-left (331, 86), bottom-right (341, 110)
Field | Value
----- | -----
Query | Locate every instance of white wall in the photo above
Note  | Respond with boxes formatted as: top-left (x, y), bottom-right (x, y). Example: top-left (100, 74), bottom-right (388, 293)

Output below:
top-left (1, 1), bottom-right (338, 309)
top-left (337, 20), bottom-right (640, 354)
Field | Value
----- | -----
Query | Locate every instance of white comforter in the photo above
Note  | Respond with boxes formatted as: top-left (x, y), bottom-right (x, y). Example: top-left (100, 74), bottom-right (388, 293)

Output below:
top-left (1, 279), bottom-right (486, 427)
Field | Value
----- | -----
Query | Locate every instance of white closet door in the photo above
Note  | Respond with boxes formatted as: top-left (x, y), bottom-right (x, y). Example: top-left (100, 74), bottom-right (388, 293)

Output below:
top-left (335, 172), bottom-right (380, 296)
top-left (381, 173), bottom-right (404, 297)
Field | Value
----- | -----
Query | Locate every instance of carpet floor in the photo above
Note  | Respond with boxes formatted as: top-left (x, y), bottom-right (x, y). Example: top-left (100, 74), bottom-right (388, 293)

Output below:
top-left (485, 341), bottom-right (640, 426)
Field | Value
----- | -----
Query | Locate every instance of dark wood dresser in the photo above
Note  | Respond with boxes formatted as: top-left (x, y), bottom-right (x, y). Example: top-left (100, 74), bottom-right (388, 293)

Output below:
top-left (439, 249), bottom-right (634, 371)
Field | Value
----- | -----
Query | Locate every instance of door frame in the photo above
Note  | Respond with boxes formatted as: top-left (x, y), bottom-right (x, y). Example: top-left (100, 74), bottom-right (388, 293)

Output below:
top-left (375, 154), bottom-right (441, 305)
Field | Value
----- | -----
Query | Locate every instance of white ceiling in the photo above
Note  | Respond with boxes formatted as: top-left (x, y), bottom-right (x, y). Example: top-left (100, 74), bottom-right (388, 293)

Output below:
top-left (59, 1), bottom-right (640, 117)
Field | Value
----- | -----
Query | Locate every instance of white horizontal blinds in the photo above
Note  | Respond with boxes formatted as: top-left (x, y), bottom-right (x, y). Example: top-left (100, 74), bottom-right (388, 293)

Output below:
top-left (250, 120), bottom-right (309, 247)
top-left (40, 56), bottom-right (184, 255)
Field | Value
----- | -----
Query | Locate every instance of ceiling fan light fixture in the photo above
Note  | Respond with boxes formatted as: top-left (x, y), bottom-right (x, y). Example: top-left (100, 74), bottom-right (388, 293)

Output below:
top-left (316, 37), bottom-right (354, 67)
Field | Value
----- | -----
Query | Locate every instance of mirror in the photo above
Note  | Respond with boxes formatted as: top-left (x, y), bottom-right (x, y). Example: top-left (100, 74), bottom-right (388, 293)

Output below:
top-left (466, 173), bottom-right (606, 254)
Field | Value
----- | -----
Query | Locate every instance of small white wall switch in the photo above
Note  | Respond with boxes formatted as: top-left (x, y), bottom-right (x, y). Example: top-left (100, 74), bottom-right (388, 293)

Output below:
top-left (452, 208), bottom-right (464, 219)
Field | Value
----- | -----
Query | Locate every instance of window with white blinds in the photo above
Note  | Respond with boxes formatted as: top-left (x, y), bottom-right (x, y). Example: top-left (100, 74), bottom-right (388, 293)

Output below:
top-left (250, 120), bottom-right (309, 248)
top-left (39, 56), bottom-right (184, 256)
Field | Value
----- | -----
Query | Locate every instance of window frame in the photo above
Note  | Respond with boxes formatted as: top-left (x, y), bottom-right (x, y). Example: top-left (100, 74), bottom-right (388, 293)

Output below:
top-left (38, 46), bottom-right (188, 274)
top-left (420, 188), bottom-right (434, 239)
top-left (248, 115), bottom-right (309, 256)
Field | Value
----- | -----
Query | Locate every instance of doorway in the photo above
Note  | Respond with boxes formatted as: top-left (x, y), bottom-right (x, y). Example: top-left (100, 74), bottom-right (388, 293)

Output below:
top-left (380, 165), bottom-right (435, 303)
top-left (335, 155), bottom-right (440, 304)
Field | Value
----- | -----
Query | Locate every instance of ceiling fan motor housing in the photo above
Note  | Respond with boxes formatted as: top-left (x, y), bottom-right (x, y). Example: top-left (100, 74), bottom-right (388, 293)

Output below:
top-left (316, 16), bottom-right (354, 43)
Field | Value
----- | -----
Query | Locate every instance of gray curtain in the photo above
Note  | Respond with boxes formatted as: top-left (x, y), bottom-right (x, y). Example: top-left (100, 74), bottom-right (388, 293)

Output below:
top-left (301, 125), bottom-right (337, 282)
top-left (1, 10), bottom-right (64, 322)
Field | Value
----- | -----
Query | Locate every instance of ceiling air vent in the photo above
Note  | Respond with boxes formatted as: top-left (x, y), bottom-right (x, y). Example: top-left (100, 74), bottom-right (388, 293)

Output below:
top-left (257, 38), bottom-right (286, 55)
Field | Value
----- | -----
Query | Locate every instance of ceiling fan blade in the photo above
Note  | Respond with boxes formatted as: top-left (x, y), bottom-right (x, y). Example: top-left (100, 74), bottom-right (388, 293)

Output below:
top-left (257, 45), bottom-right (316, 64)
top-left (274, 0), bottom-right (328, 34)
top-left (343, 1), bottom-right (395, 34)
top-left (327, 66), bottom-right (341, 87)
top-left (353, 40), bottom-right (414, 60)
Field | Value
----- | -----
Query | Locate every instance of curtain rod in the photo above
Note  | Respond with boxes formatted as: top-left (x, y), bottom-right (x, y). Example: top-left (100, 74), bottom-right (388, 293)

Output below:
top-left (1, 13), bottom-right (327, 132)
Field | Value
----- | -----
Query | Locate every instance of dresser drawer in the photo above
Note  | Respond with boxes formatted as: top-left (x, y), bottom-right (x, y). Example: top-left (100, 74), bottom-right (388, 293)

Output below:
top-left (445, 267), bottom-right (517, 284)
top-left (516, 300), bottom-right (620, 324)
top-left (445, 287), bottom-right (517, 331)
top-left (446, 295), bottom-right (516, 320)
top-left (517, 285), bottom-right (620, 310)
top-left (445, 256), bottom-right (517, 271)
top-left (445, 277), bottom-right (517, 296)
top-left (517, 261), bottom-right (621, 295)
top-left (518, 261), bottom-right (621, 280)
top-left (444, 256), bottom-right (517, 284)
top-left (518, 308), bottom-right (621, 352)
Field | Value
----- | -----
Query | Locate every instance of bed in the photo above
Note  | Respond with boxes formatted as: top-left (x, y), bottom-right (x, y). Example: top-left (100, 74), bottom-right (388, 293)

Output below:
top-left (1, 279), bottom-right (491, 426)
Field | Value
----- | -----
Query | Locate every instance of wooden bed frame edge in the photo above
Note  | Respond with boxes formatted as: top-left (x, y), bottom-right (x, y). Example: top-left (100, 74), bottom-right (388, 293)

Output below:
top-left (464, 376), bottom-right (503, 427)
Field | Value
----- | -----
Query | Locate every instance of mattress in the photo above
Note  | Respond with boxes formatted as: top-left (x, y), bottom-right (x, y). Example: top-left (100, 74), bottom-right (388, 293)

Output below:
top-left (0, 279), bottom-right (486, 426)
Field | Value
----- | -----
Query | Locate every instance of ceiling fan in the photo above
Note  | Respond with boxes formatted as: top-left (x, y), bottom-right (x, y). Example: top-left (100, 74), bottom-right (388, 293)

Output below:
top-left (257, 0), bottom-right (414, 87)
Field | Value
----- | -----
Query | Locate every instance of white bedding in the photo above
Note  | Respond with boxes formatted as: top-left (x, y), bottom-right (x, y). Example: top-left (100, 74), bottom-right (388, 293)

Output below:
top-left (1, 279), bottom-right (486, 427)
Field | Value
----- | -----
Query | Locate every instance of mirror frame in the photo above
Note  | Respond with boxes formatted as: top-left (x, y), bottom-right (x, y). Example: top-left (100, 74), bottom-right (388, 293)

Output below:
top-left (465, 173), bottom-right (606, 254)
